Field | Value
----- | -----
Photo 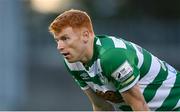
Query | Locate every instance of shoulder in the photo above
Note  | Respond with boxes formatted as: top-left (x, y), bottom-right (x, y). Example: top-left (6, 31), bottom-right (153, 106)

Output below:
top-left (99, 47), bottom-right (140, 92)
top-left (100, 48), bottom-right (128, 65)
top-left (99, 47), bottom-right (129, 76)
top-left (97, 36), bottom-right (138, 77)
top-left (95, 35), bottom-right (129, 58)
top-left (95, 35), bottom-right (134, 71)
top-left (96, 35), bottom-right (127, 49)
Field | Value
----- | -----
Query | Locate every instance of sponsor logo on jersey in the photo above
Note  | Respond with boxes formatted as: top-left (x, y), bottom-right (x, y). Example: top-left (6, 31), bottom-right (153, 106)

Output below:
top-left (80, 72), bottom-right (90, 80)
top-left (111, 61), bottom-right (133, 82)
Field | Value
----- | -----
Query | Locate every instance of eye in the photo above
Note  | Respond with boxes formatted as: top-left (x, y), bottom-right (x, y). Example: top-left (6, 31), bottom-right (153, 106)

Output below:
top-left (62, 36), bottom-right (70, 41)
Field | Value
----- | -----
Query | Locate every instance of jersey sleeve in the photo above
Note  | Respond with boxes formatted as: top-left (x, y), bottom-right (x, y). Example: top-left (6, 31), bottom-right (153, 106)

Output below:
top-left (100, 48), bottom-right (140, 93)
top-left (64, 60), bottom-right (89, 90)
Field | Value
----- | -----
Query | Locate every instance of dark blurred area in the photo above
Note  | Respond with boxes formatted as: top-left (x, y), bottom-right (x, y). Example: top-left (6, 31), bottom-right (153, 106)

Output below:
top-left (0, 0), bottom-right (180, 110)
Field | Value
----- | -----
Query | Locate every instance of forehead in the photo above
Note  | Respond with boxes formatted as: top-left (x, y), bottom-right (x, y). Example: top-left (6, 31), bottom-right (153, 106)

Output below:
top-left (54, 27), bottom-right (74, 38)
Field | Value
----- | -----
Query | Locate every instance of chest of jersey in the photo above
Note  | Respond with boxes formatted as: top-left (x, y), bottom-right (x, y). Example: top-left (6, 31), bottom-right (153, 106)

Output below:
top-left (81, 59), bottom-right (112, 91)
top-left (79, 59), bottom-right (123, 103)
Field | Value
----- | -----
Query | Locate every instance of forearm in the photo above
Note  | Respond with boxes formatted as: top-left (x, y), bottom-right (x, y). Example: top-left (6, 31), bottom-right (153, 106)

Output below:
top-left (84, 88), bottom-right (115, 111)
top-left (92, 102), bottom-right (115, 111)
top-left (121, 84), bottom-right (150, 111)
top-left (90, 93), bottom-right (115, 111)
top-left (130, 100), bottom-right (150, 111)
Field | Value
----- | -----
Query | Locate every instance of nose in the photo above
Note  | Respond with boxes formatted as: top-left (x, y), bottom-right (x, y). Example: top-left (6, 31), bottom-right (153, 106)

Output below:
top-left (57, 41), bottom-right (65, 51)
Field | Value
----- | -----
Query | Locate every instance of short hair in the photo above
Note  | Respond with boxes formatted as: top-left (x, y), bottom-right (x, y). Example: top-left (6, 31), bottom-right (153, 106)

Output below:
top-left (49, 9), bottom-right (93, 35)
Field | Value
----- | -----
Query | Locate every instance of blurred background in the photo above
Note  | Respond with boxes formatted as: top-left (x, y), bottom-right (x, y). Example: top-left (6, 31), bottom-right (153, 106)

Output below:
top-left (0, 0), bottom-right (180, 110)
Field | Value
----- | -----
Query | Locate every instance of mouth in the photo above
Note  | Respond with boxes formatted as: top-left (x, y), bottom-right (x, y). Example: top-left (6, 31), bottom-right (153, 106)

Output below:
top-left (61, 52), bottom-right (70, 58)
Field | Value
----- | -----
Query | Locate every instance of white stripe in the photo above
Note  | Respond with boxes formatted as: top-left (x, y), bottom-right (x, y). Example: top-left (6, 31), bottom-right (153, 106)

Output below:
top-left (139, 55), bottom-right (161, 93)
top-left (64, 59), bottom-right (85, 71)
top-left (173, 99), bottom-right (180, 110)
top-left (119, 75), bottom-right (140, 93)
top-left (96, 38), bottom-right (102, 46)
top-left (81, 85), bottom-right (90, 90)
top-left (147, 69), bottom-right (176, 110)
top-left (86, 82), bottom-right (116, 93)
top-left (131, 42), bottom-right (144, 69)
top-left (101, 82), bottom-right (117, 92)
top-left (109, 36), bottom-right (126, 49)
top-left (88, 59), bottom-right (102, 77)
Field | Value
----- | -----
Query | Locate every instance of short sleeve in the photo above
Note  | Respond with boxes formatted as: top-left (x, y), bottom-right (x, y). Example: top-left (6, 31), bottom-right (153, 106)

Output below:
top-left (64, 60), bottom-right (89, 90)
top-left (100, 48), bottom-right (140, 92)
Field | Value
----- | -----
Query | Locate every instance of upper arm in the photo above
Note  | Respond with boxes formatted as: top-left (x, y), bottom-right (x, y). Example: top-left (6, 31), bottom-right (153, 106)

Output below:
top-left (100, 48), bottom-right (148, 110)
top-left (121, 83), bottom-right (144, 104)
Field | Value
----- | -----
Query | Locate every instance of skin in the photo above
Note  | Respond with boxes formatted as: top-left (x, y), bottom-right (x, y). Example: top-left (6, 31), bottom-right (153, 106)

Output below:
top-left (84, 87), bottom-right (115, 111)
top-left (84, 84), bottom-right (150, 111)
top-left (53, 26), bottom-right (150, 111)
top-left (121, 84), bottom-right (150, 111)
top-left (54, 26), bottom-right (94, 64)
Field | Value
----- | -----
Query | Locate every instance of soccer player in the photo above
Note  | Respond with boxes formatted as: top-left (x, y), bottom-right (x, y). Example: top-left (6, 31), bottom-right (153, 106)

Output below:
top-left (48, 9), bottom-right (180, 111)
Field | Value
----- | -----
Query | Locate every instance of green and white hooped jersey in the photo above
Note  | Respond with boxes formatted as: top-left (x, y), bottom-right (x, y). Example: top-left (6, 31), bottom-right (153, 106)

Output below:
top-left (64, 35), bottom-right (180, 111)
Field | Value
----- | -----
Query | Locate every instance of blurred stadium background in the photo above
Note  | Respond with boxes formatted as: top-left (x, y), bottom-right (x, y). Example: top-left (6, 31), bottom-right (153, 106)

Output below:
top-left (0, 0), bottom-right (180, 110)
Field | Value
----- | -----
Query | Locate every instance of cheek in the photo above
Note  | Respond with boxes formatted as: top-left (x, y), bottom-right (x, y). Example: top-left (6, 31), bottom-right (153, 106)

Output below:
top-left (72, 44), bottom-right (85, 55)
top-left (69, 40), bottom-right (85, 53)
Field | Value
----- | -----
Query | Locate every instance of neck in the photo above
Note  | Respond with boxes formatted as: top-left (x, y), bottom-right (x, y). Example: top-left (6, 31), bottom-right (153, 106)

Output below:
top-left (81, 35), bottom-right (95, 64)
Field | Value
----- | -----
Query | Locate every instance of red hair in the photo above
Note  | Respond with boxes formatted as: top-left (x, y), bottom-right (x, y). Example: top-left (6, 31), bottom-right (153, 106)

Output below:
top-left (49, 9), bottom-right (93, 35)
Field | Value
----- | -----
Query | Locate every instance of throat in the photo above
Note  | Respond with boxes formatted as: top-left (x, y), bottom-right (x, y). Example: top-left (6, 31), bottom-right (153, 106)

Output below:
top-left (81, 39), bottom-right (95, 68)
top-left (81, 49), bottom-right (93, 65)
top-left (81, 55), bottom-right (94, 70)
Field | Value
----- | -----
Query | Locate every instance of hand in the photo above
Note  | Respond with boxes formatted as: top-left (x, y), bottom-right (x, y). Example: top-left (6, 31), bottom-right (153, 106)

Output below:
top-left (95, 90), bottom-right (124, 103)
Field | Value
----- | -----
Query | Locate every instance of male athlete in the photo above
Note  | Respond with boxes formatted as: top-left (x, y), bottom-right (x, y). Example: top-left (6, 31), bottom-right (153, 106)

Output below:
top-left (48, 9), bottom-right (180, 111)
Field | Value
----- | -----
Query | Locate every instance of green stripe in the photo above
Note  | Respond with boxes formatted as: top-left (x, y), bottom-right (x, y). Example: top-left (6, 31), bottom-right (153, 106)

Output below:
top-left (143, 66), bottom-right (168, 102)
top-left (139, 49), bottom-right (152, 79)
top-left (73, 71), bottom-right (89, 87)
top-left (100, 36), bottom-right (115, 48)
top-left (123, 41), bottom-right (138, 65)
top-left (91, 75), bottom-right (103, 85)
top-left (156, 74), bottom-right (180, 111)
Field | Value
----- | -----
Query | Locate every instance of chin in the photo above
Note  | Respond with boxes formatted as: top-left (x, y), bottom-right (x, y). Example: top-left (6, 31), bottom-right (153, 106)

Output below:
top-left (67, 60), bottom-right (75, 63)
top-left (66, 58), bottom-right (77, 63)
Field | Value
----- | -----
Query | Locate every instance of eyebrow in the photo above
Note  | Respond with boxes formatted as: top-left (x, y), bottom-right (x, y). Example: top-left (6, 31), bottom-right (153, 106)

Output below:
top-left (54, 34), bottom-right (68, 40)
top-left (60, 34), bottom-right (69, 38)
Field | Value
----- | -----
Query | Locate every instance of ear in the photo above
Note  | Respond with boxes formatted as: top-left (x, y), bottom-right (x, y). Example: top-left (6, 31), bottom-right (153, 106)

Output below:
top-left (82, 30), bottom-right (89, 43)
